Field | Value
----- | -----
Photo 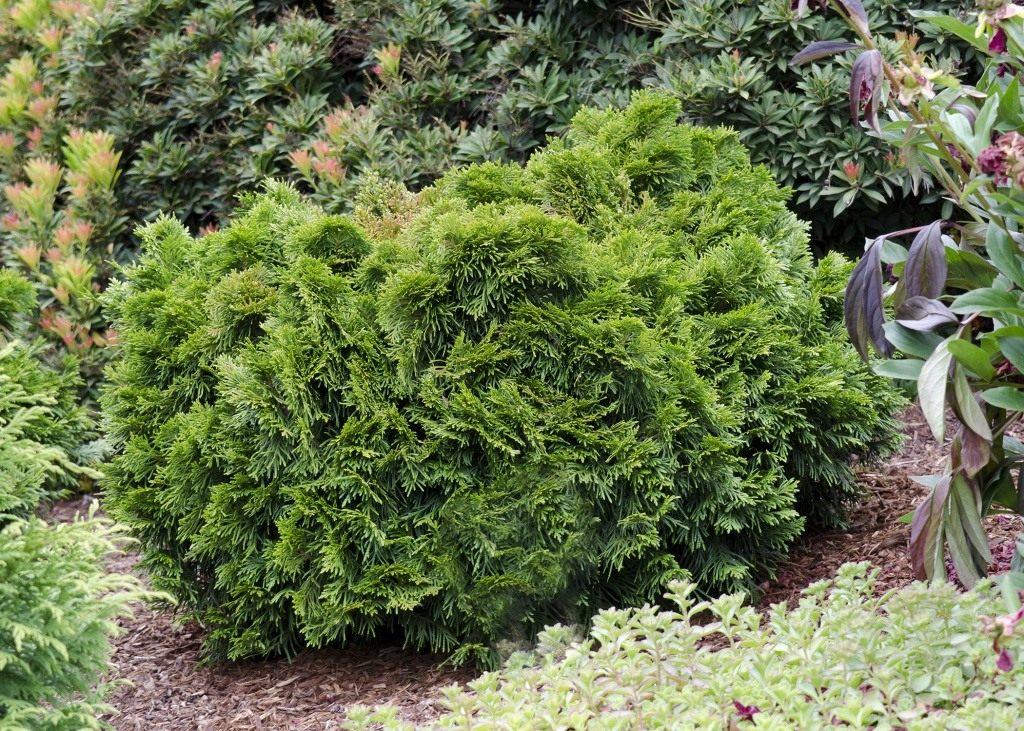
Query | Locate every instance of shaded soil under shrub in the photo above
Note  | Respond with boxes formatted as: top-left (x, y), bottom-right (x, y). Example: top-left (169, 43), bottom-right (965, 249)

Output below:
top-left (46, 406), bottom-right (1022, 730)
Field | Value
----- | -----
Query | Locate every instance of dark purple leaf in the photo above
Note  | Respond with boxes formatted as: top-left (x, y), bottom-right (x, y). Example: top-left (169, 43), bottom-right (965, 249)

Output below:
top-left (997, 648), bottom-right (1014, 672)
top-left (844, 237), bottom-right (891, 359)
top-left (837, 0), bottom-right (870, 33)
top-left (733, 701), bottom-right (761, 722)
top-left (910, 475), bottom-right (951, 580)
top-left (850, 50), bottom-right (884, 131)
top-left (895, 296), bottom-right (957, 331)
top-left (902, 221), bottom-right (948, 301)
top-left (959, 426), bottom-right (992, 479)
top-left (790, 40), bottom-right (860, 66)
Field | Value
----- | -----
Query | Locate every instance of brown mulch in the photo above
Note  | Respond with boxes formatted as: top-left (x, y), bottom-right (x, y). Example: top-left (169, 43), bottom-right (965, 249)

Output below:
top-left (46, 406), bottom-right (1023, 730)
top-left (99, 602), bottom-right (472, 730)
top-left (759, 405), bottom-right (1022, 608)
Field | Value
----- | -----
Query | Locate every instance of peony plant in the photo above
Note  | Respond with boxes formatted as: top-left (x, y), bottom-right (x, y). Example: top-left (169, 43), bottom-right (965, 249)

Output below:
top-left (793, 0), bottom-right (1024, 588)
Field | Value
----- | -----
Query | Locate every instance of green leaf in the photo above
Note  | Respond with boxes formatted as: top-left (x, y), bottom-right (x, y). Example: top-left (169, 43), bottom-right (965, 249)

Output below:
top-left (918, 338), bottom-right (953, 442)
top-left (952, 365), bottom-right (992, 441)
top-left (947, 339), bottom-right (995, 380)
top-left (950, 287), bottom-right (1024, 316)
top-left (912, 12), bottom-right (990, 52)
top-left (999, 336), bottom-right (1024, 372)
top-left (946, 248), bottom-right (998, 290)
top-left (883, 321), bottom-right (943, 360)
top-left (879, 238), bottom-right (908, 264)
top-left (1000, 571), bottom-right (1024, 611)
top-left (980, 386), bottom-right (1024, 411)
top-left (872, 359), bottom-right (923, 380)
top-left (984, 226), bottom-right (1024, 290)
top-left (998, 76), bottom-right (1023, 129)
top-left (973, 95), bottom-right (1000, 156)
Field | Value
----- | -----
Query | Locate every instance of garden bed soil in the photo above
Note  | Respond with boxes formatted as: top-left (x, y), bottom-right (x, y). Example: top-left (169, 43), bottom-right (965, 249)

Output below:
top-left (48, 406), bottom-right (1023, 730)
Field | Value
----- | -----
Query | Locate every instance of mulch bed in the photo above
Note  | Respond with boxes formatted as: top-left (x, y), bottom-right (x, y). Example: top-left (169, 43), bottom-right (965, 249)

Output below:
top-left (759, 405), bottom-right (1021, 608)
top-left (48, 406), bottom-right (1022, 730)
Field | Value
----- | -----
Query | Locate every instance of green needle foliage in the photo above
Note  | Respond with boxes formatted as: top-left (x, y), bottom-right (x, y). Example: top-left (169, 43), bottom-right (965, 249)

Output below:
top-left (103, 92), bottom-right (902, 665)
top-left (0, 269), bottom-right (96, 516)
top-left (0, 268), bottom-right (140, 729)
top-left (0, 515), bottom-right (140, 730)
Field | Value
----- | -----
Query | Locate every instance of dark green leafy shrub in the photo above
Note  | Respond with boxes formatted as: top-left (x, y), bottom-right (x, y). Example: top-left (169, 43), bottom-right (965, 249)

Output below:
top-left (0, 268), bottom-right (140, 729)
top-left (54, 0), bottom-right (974, 249)
top-left (57, 0), bottom-right (362, 228)
top-left (627, 0), bottom-right (976, 242)
top-left (350, 564), bottom-right (1024, 729)
top-left (104, 93), bottom-right (901, 664)
top-left (306, 0), bottom-right (977, 248)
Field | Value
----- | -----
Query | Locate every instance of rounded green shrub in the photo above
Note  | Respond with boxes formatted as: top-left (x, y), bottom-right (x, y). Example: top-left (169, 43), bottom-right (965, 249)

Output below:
top-left (350, 564), bottom-right (1024, 729)
top-left (103, 92), bottom-right (902, 664)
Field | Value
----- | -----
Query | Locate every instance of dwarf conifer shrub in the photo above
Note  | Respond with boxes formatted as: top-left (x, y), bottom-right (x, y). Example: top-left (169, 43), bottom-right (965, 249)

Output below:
top-left (103, 93), bottom-right (901, 665)
top-left (0, 268), bottom-right (139, 729)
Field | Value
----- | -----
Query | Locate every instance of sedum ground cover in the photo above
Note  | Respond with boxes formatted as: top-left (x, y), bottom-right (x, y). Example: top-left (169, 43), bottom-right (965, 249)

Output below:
top-left (351, 564), bottom-right (1024, 730)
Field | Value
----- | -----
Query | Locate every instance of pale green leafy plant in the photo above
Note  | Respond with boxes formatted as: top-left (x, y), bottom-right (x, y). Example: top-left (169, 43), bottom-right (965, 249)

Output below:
top-left (349, 563), bottom-right (1024, 730)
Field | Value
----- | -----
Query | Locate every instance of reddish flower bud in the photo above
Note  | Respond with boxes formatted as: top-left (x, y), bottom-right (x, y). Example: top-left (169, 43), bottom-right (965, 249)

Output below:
top-left (990, 28), bottom-right (1008, 53)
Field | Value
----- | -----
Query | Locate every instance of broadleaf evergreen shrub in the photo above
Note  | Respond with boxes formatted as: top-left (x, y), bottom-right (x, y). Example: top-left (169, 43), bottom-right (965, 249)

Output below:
top-left (0, 0), bottom-right (128, 398)
top-left (103, 93), bottom-right (902, 665)
top-left (0, 268), bottom-right (141, 729)
top-left (51, 0), bottom-right (975, 249)
top-left (349, 564), bottom-right (1024, 730)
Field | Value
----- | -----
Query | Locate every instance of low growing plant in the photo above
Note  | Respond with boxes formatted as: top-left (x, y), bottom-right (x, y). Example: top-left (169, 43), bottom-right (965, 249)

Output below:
top-left (0, 512), bottom-right (140, 730)
top-left (349, 564), bottom-right (1024, 729)
top-left (793, 0), bottom-right (1024, 587)
top-left (103, 92), bottom-right (901, 665)
top-left (0, 268), bottom-right (96, 515)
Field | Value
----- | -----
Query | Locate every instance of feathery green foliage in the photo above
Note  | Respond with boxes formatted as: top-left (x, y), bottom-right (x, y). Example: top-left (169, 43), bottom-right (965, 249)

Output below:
top-left (350, 563), bottom-right (1024, 729)
top-left (103, 93), bottom-right (902, 665)
top-left (0, 268), bottom-right (140, 729)
top-left (0, 269), bottom-right (96, 516)
top-left (0, 514), bottom-right (140, 730)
